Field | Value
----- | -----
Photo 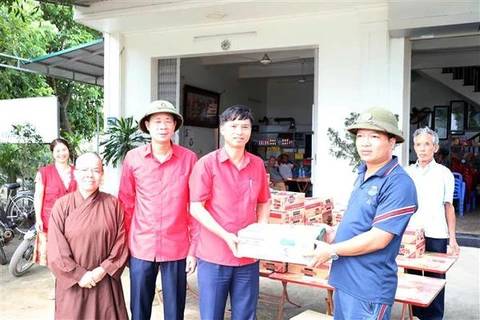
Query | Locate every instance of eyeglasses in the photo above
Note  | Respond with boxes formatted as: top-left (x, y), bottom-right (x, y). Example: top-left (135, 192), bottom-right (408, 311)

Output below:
top-left (75, 168), bottom-right (103, 175)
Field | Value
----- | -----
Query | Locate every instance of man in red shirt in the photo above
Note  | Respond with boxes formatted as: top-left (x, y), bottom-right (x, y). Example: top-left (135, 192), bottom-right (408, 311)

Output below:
top-left (189, 105), bottom-right (271, 320)
top-left (118, 100), bottom-right (198, 320)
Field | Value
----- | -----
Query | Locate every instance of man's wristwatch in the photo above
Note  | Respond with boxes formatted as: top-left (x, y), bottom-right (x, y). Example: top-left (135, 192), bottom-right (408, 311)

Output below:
top-left (330, 244), bottom-right (339, 261)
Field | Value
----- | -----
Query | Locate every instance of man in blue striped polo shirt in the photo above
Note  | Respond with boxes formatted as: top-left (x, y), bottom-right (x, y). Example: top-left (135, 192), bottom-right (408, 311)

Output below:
top-left (308, 107), bottom-right (418, 319)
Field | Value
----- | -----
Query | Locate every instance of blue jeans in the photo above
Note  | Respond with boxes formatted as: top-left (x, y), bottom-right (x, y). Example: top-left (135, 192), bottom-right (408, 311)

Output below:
top-left (129, 257), bottom-right (187, 320)
top-left (333, 288), bottom-right (392, 320)
top-left (409, 237), bottom-right (447, 320)
top-left (197, 259), bottom-right (259, 320)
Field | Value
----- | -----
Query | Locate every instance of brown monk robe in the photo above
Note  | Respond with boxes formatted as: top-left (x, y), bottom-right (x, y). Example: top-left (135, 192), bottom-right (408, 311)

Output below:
top-left (48, 153), bottom-right (128, 320)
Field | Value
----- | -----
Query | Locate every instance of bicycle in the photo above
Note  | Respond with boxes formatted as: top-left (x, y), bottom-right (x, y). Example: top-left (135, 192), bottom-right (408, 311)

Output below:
top-left (1, 182), bottom-right (35, 234)
top-left (0, 182), bottom-right (35, 265)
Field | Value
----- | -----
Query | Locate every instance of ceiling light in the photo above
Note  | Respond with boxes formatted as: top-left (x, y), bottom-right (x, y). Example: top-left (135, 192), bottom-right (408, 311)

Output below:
top-left (206, 12), bottom-right (226, 20)
top-left (298, 78), bottom-right (306, 83)
top-left (260, 54), bottom-right (272, 65)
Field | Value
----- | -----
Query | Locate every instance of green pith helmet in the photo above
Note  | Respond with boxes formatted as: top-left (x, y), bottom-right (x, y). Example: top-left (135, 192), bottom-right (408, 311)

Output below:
top-left (139, 100), bottom-right (184, 133)
top-left (347, 107), bottom-right (404, 143)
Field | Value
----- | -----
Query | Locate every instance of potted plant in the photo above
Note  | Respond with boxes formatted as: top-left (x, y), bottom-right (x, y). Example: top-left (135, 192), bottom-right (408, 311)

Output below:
top-left (100, 116), bottom-right (150, 168)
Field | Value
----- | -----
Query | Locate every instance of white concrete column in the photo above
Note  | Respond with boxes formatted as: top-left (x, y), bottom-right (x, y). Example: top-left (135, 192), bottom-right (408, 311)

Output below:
top-left (389, 37), bottom-right (412, 166)
top-left (359, 21), bottom-right (390, 109)
top-left (102, 32), bottom-right (123, 196)
top-left (359, 23), bottom-right (411, 165)
top-left (104, 32), bottom-right (123, 120)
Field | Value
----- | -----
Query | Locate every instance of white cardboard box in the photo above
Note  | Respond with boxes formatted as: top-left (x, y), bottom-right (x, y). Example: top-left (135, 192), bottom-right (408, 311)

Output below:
top-left (290, 310), bottom-right (333, 320)
top-left (270, 191), bottom-right (305, 211)
top-left (237, 223), bottom-right (328, 264)
top-left (269, 208), bottom-right (305, 224)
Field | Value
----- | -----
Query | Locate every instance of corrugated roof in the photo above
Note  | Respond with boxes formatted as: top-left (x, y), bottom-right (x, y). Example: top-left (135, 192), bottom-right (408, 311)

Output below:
top-left (36, 0), bottom-right (99, 7)
top-left (23, 38), bottom-right (104, 86)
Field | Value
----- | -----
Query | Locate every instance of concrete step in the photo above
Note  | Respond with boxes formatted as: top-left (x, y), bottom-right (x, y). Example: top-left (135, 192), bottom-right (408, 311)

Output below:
top-left (457, 232), bottom-right (480, 248)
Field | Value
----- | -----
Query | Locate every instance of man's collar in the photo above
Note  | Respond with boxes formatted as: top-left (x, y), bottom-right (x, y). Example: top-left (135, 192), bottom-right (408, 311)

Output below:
top-left (358, 156), bottom-right (399, 177)
top-left (414, 158), bottom-right (437, 170)
top-left (219, 147), bottom-right (251, 168)
top-left (142, 142), bottom-right (178, 158)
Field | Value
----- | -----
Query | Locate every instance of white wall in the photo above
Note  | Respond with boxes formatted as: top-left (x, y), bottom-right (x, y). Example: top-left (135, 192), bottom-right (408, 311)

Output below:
top-left (104, 5), bottom-right (410, 204)
top-left (411, 74), bottom-right (466, 109)
top-left (0, 96), bottom-right (58, 143)
top-left (408, 74), bottom-right (467, 162)
top-left (266, 78), bottom-right (313, 127)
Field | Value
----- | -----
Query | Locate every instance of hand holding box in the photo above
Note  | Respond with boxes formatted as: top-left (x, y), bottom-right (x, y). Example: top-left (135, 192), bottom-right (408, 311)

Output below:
top-left (237, 223), bottom-right (328, 265)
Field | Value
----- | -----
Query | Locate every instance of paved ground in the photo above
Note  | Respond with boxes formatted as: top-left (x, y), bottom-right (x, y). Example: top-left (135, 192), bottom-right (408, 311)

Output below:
top-left (1, 240), bottom-right (479, 320)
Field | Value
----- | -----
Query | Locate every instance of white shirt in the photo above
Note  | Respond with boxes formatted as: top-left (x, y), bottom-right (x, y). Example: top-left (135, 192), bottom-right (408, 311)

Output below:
top-left (405, 160), bottom-right (454, 239)
top-left (278, 163), bottom-right (293, 179)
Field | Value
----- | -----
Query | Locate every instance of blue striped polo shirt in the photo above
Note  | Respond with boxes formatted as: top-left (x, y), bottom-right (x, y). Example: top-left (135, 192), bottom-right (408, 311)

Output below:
top-left (329, 156), bottom-right (418, 305)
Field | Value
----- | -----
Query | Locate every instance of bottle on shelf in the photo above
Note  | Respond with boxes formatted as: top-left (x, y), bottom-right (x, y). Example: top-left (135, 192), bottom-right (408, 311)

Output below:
top-left (298, 163), bottom-right (305, 178)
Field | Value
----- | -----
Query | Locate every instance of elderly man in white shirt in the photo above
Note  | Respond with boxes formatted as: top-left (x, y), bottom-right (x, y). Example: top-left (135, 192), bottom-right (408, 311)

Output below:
top-left (405, 126), bottom-right (460, 320)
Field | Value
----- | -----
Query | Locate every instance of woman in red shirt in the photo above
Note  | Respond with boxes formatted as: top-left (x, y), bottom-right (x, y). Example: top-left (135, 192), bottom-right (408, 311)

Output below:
top-left (33, 138), bottom-right (78, 299)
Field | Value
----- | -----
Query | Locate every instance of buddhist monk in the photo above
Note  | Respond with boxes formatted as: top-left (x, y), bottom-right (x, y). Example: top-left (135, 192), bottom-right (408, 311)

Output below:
top-left (47, 152), bottom-right (128, 319)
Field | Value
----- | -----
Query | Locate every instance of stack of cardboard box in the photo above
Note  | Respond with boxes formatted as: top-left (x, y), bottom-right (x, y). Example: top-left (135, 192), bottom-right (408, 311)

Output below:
top-left (261, 190), bottom-right (306, 272)
top-left (304, 197), bottom-right (334, 226)
top-left (398, 226), bottom-right (426, 258)
top-left (238, 190), bottom-right (338, 276)
top-left (269, 190), bottom-right (305, 224)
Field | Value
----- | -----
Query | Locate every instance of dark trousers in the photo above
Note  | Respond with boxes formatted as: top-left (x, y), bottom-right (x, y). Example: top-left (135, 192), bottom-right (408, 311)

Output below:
top-left (197, 259), bottom-right (259, 320)
top-left (408, 237), bottom-right (447, 320)
top-left (129, 256), bottom-right (187, 320)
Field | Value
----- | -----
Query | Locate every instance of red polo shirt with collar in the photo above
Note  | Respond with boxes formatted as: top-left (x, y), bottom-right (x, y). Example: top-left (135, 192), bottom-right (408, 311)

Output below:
top-left (118, 143), bottom-right (199, 262)
top-left (189, 148), bottom-right (271, 266)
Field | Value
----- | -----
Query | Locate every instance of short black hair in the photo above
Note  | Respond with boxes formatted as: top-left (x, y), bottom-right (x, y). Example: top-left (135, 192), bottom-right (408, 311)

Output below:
top-left (220, 105), bottom-right (254, 125)
top-left (50, 138), bottom-right (70, 152)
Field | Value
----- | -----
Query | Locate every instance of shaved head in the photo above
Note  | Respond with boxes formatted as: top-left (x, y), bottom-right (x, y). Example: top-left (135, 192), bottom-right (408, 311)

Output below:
top-left (74, 153), bottom-right (104, 197)
top-left (75, 152), bottom-right (103, 168)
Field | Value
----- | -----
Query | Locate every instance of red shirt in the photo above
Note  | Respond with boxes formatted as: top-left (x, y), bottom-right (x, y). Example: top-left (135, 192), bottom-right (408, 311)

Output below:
top-left (118, 143), bottom-right (198, 262)
top-left (189, 148), bottom-right (271, 266)
top-left (39, 164), bottom-right (77, 232)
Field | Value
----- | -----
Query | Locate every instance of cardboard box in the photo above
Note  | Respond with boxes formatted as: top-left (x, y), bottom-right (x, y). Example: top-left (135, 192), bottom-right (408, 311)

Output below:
top-left (332, 209), bottom-right (345, 226)
top-left (304, 197), bottom-right (334, 214)
top-left (304, 198), bottom-right (323, 218)
top-left (288, 262), bottom-right (330, 279)
top-left (305, 209), bottom-right (333, 226)
top-left (270, 191), bottom-right (305, 211)
top-left (398, 239), bottom-right (426, 258)
top-left (318, 197), bottom-right (334, 211)
top-left (237, 223), bottom-right (328, 264)
top-left (270, 208), bottom-right (305, 224)
top-left (260, 260), bottom-right (288, 273)
top-left (290, 310), bottom-right (333, 320)
top-left (401, 227), bottom-right (425, 245)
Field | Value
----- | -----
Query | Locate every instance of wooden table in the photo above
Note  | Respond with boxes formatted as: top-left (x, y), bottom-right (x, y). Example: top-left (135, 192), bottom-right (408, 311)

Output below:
top-left (286, 177), bottom-right (311, 194)
top-left (259, 269), bottom-right (301, 319)
top-left (267, 272), bottom-right (333, 320)
top-left (396, 252), bottom-right (459, 274)
top-left (262, 270), bottom-right (447, 320)
top-left (396, 273), bottom-right (447, 319)
top-left (395, 251), bottom-right (458, 319)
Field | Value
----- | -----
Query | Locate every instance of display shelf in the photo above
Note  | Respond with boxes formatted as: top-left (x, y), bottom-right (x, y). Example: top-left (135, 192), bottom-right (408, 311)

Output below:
top-left (247, 131), bottom-right (313, 159)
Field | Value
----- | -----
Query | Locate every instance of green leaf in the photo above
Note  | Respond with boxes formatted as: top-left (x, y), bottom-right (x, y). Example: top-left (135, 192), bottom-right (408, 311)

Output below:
top-left (100, 117), bottom-right (151, 168)
top-left (327, 112), bottom-right (362, 171)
